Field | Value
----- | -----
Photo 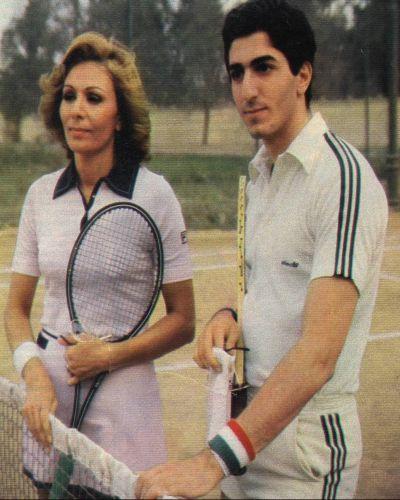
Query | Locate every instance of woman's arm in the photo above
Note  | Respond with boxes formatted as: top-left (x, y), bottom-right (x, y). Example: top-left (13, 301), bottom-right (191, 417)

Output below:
top-left (4, 272), bottom-right (57, 448)
top-left (62, 279), bottom-right (195, 383)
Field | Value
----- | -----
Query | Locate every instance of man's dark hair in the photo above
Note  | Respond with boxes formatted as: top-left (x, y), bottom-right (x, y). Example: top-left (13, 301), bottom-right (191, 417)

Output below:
top-left (222, 0), bottom-right (316, 106)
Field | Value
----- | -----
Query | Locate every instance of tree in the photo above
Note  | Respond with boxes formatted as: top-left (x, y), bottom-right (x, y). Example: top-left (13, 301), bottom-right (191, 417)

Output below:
top-left (350, 0), bottom-right (392, 97)
top-left (171, 0), bottom-right (228, 145)
top-left (0, 0), bottom-right (64, 142)
top-left (86, 0), bottom-right (178, 106)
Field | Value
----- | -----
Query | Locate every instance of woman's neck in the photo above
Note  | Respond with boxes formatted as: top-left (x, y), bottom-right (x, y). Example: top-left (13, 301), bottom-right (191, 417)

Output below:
top-left (75, 149), bottom-right (114, 193)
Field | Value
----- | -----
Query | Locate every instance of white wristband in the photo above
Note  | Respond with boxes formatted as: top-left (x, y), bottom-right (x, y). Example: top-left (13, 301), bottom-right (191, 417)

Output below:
top-left (13, 341), bottom-right (40, 376)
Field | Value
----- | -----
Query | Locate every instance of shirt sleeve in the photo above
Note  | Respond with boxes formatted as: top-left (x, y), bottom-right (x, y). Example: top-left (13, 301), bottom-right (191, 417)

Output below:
top-left (12, 183), bottom-right (41, 277)
top-left (309, 155), bottom-right (388, 293)
top-left (155, 180), bottom-right (193, 284)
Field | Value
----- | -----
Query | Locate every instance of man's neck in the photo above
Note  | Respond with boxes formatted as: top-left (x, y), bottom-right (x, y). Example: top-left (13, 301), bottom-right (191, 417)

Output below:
top-left (263, 109), bottom-right (312, 161)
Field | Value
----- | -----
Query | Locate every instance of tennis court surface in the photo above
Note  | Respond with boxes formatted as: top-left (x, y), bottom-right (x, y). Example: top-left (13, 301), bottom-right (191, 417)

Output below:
top-left (0, 212), bottom-right (399, 498)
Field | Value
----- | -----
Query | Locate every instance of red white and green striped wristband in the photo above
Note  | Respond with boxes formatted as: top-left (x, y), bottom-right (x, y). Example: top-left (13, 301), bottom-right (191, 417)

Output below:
top-left (208, 419), bottom-right (256, 476)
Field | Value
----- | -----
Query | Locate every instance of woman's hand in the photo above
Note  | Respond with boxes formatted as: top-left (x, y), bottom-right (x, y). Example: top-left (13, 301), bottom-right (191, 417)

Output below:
top-left (22, 358), bottom-right (57, 450)
top-left (59, 333), bottom-right (111, 385)
top-left (193, 309), bottom-right (240, 371)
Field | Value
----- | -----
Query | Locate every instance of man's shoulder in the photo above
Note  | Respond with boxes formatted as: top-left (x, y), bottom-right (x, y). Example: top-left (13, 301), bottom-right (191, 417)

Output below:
top-left (315, 132), bottom-right (380, 185)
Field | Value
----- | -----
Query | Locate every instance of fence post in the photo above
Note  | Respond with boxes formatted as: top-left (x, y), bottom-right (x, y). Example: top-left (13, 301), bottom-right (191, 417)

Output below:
top-left (386, 0), bottom-right (399, 207)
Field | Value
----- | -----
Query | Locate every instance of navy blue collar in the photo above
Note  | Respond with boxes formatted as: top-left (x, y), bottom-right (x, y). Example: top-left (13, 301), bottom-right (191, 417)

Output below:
top-left (53, 155), bottom-right (140, 199)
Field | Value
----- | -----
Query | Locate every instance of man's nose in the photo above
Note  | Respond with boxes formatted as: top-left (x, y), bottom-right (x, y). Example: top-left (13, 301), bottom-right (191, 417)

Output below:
top-left (241, 71), bottom-right (258, 101)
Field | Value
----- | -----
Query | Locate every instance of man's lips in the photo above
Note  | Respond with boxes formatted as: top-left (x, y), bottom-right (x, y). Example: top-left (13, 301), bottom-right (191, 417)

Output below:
top-left (243, 107), bottom-right (268, 115)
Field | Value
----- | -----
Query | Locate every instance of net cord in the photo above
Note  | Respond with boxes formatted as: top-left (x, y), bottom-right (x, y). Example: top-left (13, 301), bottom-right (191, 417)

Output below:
top-left (0, 375), bottom-right (139, 499)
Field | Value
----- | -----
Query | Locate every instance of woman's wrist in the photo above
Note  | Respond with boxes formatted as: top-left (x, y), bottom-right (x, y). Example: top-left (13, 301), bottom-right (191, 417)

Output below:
top-left (13, 341), bottom-right (41, 377)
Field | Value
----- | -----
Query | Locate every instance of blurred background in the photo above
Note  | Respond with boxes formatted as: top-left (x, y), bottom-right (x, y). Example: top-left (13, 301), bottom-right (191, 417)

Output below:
top-left (0, 3), bottom-right (399, 498)
top-left (0, 0), bottom-right (398, 231)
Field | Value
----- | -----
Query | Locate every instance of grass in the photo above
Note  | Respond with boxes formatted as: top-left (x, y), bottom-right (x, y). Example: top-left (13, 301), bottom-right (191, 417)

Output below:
top-left (0, 143), bottom-right (249, 230)
top-left (0, 139), bottom-right (389, 230)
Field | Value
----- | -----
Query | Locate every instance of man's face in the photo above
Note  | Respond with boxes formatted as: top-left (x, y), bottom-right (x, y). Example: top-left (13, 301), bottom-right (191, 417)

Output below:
top-left (228, 31), bottom-right (310, 152)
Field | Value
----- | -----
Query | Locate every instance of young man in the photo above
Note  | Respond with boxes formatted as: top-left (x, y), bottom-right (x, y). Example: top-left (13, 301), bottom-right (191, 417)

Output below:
top-left (135, 1), bottom-right (388, 498)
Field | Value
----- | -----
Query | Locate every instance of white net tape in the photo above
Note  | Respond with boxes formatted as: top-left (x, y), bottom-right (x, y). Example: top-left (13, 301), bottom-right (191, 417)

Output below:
top-left (0, 353), bottom-right (231, 499)
top-left (0, 375), bottom-right (138, 499)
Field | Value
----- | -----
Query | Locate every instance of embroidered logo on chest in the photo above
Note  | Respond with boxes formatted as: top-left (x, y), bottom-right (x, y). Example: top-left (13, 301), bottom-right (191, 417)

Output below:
top-left (281, 260), bottom-right (299, 268)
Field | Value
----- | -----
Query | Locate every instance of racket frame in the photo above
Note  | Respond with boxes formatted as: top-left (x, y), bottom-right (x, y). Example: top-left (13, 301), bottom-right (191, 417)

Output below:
top-left (231, 175), bottom-right (248, 418)
top-left (50, 202), bottom-right (164, 498)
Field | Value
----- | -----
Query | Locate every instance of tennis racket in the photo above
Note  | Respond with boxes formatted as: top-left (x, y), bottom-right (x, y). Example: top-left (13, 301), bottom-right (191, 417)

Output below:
top-left (230, 175), bottom-right (248, 418)
top-left (49, 202), bottom-right (163, 499)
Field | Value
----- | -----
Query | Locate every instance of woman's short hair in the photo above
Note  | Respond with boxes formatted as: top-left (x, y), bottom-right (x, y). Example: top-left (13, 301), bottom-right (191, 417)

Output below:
top-left (39, 31), bottom-right (150, 163)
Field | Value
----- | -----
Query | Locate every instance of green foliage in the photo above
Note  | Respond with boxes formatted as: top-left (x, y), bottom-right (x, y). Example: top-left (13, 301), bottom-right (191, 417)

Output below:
top-left (170, 0), bottom-right (228, 108)
top-left (149, 154), bottom-right (249, 228)
top-left (85, 0), bottom-right (177, 106)
top-left (0, 142), bottom-right (388, 230)
top-left (0, 0), bottom-right (66, 141)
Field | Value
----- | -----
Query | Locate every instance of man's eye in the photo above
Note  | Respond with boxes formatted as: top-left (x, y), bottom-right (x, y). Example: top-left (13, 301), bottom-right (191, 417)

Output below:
top-left (230, 68), bottom-right (243, 81)
top-left (255, 62), bottom-right (270, 73)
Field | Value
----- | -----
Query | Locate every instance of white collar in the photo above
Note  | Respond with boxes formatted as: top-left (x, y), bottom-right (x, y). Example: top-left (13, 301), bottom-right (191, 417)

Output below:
top-left (248, 112), bottom-right (329, 181)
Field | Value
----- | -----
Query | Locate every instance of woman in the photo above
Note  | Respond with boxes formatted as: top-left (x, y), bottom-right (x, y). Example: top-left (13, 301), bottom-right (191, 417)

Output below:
top-left (4, 32), bottom-right (195, 497)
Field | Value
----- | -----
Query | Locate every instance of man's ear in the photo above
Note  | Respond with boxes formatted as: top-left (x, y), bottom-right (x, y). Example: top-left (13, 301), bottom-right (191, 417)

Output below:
top-left (297, 61), bottom-right (312, 97)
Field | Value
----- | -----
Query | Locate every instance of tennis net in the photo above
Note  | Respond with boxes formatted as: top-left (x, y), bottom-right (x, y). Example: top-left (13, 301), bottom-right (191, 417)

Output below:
top-left (0, 375), bottom-right (138, 499)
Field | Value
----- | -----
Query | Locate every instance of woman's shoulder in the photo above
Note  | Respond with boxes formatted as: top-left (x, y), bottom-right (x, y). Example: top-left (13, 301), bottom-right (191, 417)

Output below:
top-left (137, 164), bottom-right (174, 195)
top-left (27, 166), bottom-right (66, 195)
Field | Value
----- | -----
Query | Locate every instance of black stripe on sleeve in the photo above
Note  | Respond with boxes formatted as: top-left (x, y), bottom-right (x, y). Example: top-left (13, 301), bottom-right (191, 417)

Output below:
top-left (335, 137), bottom-right (361, 279)
top-left (324, 133), bottom-right (361, 279)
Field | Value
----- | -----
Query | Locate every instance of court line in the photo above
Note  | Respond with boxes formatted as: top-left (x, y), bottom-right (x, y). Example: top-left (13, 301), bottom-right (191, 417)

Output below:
top-left (1, 266), bottom-right (400, 284)
top-left (380, 272), bottom-right (400, 283)
top-left (156, 332), bottom-right (400, 374)
top-left (367, 331), bottom-right (400, 342)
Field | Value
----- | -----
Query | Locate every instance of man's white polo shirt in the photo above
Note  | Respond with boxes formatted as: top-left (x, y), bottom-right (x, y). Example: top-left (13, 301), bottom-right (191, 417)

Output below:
top-left (243, 112), bottom-right (388, 394)
top-left (12, 160), bottom-right (192, 337)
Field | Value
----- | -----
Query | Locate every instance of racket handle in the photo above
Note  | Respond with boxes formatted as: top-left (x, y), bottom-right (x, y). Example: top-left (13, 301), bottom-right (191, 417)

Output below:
top-left (49, 452), bottom-right (74, 499)
top-left (75, 371), bottom-right (107, 431)
top-left (231, 385), bottom-right (248, 418)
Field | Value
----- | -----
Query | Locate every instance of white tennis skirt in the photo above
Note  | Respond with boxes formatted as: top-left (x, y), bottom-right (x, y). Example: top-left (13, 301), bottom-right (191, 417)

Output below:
top-left (23, 329), bottom-right (167, 492)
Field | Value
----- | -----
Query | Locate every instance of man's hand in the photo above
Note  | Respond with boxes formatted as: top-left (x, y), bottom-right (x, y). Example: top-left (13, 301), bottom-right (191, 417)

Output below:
top-left (22, 358), bottom-right (57, 450)
top-left (135, 448), bottom-right (224, 499)
top-left (58, 333), bottom-right (110, 385)
top-left (194, 309), bottom-right (239, 372)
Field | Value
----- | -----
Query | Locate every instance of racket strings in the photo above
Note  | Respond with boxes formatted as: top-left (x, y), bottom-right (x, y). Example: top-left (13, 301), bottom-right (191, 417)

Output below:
top-left (70, 207), bottom-right (161, 340)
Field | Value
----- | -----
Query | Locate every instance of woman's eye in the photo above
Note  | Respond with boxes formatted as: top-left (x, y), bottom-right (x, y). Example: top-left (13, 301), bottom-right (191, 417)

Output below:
top-left (87, 93), bottom-right (102, 103)
top-left (62, 91), bottom-right (75, 101)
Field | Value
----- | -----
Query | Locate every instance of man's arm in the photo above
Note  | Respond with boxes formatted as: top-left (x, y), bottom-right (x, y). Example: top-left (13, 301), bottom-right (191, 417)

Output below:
top-left (235, 276), bottom-right (358, 451)
top-left (134, 276), bottom-right (358, 499)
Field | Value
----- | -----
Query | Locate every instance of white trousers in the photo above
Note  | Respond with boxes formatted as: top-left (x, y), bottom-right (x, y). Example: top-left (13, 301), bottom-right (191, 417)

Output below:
top-left (222, 390), bottom-right (362, 499)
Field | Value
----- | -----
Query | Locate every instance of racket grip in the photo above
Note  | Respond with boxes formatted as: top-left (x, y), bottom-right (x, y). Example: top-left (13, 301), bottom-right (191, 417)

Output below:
top-left (49, 452), bottom-right (74, 499)
top-left (231, 385), bottom-right (248, 418)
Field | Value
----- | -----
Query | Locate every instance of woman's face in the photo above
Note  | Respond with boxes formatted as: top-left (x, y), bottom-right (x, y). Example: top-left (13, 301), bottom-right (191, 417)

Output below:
top-left (60, 60), bottom-right (120, 158)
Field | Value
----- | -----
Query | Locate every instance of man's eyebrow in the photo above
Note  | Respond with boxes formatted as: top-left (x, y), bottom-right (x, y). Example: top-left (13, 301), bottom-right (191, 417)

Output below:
top-left (227, 62), bottom-right (243, 73)
top-left (228, 54), bottom-right (277, 72)
top-left (250, 55), bottom-right (277, 68)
